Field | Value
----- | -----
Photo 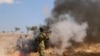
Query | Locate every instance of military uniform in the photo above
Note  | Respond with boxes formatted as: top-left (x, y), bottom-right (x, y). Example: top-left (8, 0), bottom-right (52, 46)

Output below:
top-left (38, 32), bottom-right (49, 56)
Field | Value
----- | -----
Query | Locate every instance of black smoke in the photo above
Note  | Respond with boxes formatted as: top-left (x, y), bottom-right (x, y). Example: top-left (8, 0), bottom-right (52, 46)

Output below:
top-left (46, 0), bottom-right (100, 42)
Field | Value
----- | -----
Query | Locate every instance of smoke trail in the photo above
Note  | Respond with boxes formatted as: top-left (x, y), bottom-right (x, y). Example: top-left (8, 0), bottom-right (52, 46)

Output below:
top-left (50, 0), bottom-right (100, 42)
top-left (46, 14), bottom-right (88, 55)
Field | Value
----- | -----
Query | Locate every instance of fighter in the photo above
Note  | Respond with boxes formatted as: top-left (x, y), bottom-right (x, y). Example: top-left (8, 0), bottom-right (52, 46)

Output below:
top-left (37, 26), bottom-right (51, 56)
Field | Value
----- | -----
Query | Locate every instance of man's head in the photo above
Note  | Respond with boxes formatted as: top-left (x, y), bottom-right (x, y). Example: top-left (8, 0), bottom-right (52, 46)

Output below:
top-left (39, 25), bottom-right (52, 36)
top-left (39, 27), bottom-right (45, 33)
top-left (39, 25), bottom-right (49, 32)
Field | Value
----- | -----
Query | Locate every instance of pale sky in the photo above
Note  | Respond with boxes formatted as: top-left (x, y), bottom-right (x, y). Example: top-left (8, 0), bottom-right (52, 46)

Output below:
top-left (0, 0), bottom-right (54, 32)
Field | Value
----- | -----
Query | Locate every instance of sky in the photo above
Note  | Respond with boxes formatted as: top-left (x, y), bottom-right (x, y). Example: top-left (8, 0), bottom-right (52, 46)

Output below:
top-left (0, 0), bottom-right (54, 32)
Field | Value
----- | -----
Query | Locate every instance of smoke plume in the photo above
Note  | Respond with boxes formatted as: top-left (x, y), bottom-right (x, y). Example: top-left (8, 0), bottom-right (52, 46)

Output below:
top-left (46, 14), bottom-right (88, 55)
top-left (48, 0), bottom-right (100, 42)
top-left (45, 0), bottom-right (100, 55)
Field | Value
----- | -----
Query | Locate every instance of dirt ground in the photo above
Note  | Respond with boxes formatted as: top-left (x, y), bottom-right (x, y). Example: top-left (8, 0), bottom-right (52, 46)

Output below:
top-left (0, 33), bottom-right (100, 56)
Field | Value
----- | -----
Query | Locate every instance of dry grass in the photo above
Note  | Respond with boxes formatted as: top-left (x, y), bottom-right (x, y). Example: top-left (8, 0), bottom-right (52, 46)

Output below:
top-left (0, 33), bottom-right (100, 56)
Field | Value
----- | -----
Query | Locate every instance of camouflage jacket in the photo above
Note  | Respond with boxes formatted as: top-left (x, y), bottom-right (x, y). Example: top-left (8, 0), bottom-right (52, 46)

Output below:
top-left (38, 32), bottom-right (49, 47)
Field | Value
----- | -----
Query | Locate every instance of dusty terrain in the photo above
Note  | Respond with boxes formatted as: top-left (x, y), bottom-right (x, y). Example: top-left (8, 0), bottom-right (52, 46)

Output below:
top-left (0, 33), bottom-right (100, 56)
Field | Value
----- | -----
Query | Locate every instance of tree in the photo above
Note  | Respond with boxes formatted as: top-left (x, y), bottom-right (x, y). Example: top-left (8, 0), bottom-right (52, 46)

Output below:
top-left (15, 27), bottom-right (20, 33)
top-left (30, 26), bottom-right (37, 31)
top-left (2, 31), bottom-right (5, 33)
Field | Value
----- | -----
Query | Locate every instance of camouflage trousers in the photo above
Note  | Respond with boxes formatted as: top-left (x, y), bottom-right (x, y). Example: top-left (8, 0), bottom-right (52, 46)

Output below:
top-left (38, 46), bottom-right (45, 56)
